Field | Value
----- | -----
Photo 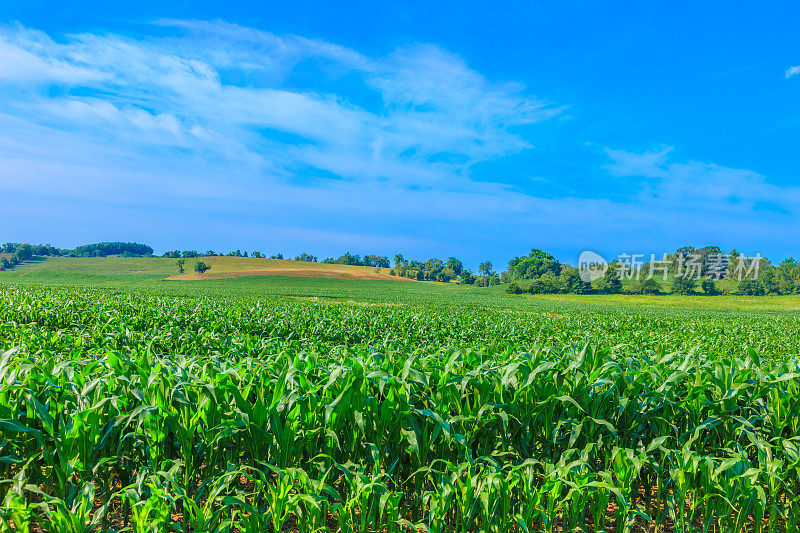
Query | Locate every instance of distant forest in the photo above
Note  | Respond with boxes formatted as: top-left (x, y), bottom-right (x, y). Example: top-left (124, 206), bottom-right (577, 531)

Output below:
top-left (0, 241), bottom-right (154, 270)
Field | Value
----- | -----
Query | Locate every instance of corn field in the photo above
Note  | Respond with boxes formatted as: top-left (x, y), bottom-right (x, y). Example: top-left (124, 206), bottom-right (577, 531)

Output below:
top-left (1, 285), bottom-right (799, 532)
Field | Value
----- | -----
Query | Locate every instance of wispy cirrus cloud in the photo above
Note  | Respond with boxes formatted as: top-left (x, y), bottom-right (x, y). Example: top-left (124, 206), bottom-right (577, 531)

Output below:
top-left (0, 20), bottom-right (553, 188)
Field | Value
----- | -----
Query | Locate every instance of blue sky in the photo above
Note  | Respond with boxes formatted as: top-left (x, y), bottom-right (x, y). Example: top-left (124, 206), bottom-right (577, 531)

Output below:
top-left (1, 1), bottom-right (799, 268)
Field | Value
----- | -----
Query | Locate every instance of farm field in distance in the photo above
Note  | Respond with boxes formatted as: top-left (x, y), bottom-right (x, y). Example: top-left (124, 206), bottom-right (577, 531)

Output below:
top-left (1, 257), bottom-right (799, 531)
top-left (0, 255), bottom-right (396, 283)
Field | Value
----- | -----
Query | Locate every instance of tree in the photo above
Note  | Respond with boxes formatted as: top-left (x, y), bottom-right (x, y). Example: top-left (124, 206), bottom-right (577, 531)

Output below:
top-left (363, 255), bottom-right (389, 268)
top-left (526, 278), bottom-right (540, 294)
top-left (598, 267), bottom-right (622, 294)
top-left (727, 249), bottom-right (740, 280)
top-left (674, 246), bottom-right (696, 259)
top-left (776, 259), bottom-right (800, 294)
top-left (671, 275), bottom-right (696, 295)
top-left (738, 279), bottom-right (764, 296)
top-left (177, 259), bottom-right (185, 274)
top-left (507, 249), bottom-right (561, 280)
top-left (446, 257), bottom-right (463, 275)
top-left (701, 279), bottom-right (718, 295)
top-left (560, 266), bottom-right (592, 294)
top-left (539, 272), bottom-right (562, 293)
top-left (479, 261), bottom-right (494, 280)
top-left (73, 242), bottom-right (153, 257)
top-left (295, 253), bottom-right (318, 263)
top-left (194, 261), bottom-right (210, 274)
top-left (489, 273), bottom-right (501, 286)
top-left (696, 245), bottom-right (723, 268)
top-left (635, 278), bottom-right (661, 295)
top-left (425, 258), bottom-right (444, 274)
top-left (758, 264), bottom-right (778, 294)
top-left (505, 282), bottom-right (522, 294)
top-left (457, 271), bottom-right (476, 285)
top-left (15, 244), bottom-right (33, 261)
top-left (332, 252), bottom-right (362, 266)
top-left (206, 250), bottom-right (217, 256)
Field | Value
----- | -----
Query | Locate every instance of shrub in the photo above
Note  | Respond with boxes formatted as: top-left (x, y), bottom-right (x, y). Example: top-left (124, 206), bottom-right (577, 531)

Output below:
top-left (701, 279), bottom-right (718, 295)
top-left (505, 282), bottom-right (522, 294)
top-left (598, 269), bottom-right (622, 294)
top-left (738, 279), bottom-right (764, 296)
top-left (671, 275), bottom-right (696, 295)
top-left (194, 261), bottom-right (211, 274)
top-left (628, 278), bottom-right (661, 295)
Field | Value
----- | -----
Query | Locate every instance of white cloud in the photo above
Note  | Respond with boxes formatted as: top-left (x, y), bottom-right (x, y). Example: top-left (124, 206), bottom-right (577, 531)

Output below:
top-left (605, 146), bottom-right (672, 178)
top-left (0, 21), bottom-right (552, 192)
top-left (605, 147), bottom-right (800, 215)
top-left (786, 65), bottom-right (800, 78)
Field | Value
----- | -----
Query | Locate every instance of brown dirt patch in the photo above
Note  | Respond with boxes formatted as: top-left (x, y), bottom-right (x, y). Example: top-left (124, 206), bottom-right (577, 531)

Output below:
top-left (165, 268), bottom-right (404, 282)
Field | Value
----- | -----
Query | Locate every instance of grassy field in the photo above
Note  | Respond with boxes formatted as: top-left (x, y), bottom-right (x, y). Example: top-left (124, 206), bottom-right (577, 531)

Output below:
top-left (0, 255), bottom-right (394, 281)
top-left (1, 257), bottom-right (800, 531)
top-left (529, 292), bottom-right (800, 311)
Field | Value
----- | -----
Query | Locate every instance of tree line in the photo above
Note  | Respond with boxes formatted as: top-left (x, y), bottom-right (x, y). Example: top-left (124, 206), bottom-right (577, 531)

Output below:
top-left (503, 246), bottom-right (800, 296)
top-left (0, 243), bottom-right (41, 270)
top-left (321, 252), bottom-right (390, 268)
top-left (1, 242), bottom-right (153, 270)
top-left (389, 255), bottom-right (500, 285)
top-left (158, 249), bottom-right (498, 284)
top-left (161, 249), bottom-right (280, 259)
